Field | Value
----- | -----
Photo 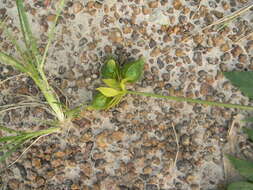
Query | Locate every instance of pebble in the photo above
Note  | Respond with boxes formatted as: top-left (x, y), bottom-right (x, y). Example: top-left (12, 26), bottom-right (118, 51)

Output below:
top-left (175, 49), bottom-right (185, 57)
top-left (231, 45), bottom-right (243, 57)
top-left (73, 2), bottom-right (83, 14)
top-left (148, 1), bottom-right (158, 8)
top-left (150, 47), bottom-right (160, 57)
top-left (173, 0), bottom-right (182, 10)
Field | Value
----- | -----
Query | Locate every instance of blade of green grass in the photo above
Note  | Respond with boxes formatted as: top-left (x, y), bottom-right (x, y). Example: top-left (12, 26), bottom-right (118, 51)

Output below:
top-left (0, 136), bottom-right (22, 143)
top-left (0, 51), bottom-right (26, 72)
top-left (16, 0), bottom-right (41, 65)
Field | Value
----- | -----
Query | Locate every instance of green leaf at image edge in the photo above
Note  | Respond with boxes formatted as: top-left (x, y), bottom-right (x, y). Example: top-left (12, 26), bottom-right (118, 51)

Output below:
top-left (122, 58), bottom-right (145, 83)
top-left (227, 154), bottom-right (253, 181)
top-left (243, 128), bottom-right (253, 142)
top-left (223, 72), bottom-right (253, 99)
top-left (243, 117), bottom-right (253, 123)
top-left (228, 181), bottom-right (253, 190)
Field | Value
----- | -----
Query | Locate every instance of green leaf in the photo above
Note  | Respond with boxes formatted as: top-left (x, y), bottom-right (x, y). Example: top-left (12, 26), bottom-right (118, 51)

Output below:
top-left (101, 59), bottom-right (119, 79)
top-left (16, 0), bottom-right (41, 65)
top-left (243, 128), bottom-right (253, 142)
top-left (122, 58), bottom-right (145, 83)
top-left (89, 92), bottom-right (112, 110)
top-left (97, 87), bottom-right (122, 97)
top-left (243, 117), bottom-right (253, 123)
top-left (0, 136), bottom-right (21, 143)
top-left (227, 155), bottom-right (253, 181)
top-left (0, 51), bottom-right (26, 72)
top-left (102, 79), bottom-right (120, 89)
top-left (228, 181), bottom-right (253, 190)
top-left (223, 72), bottom-right (253, 99)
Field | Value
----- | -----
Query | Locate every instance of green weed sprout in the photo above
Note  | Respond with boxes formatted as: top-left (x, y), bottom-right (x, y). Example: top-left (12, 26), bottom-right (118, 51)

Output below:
top-left (0, 0), bottom-right (73, 163)
top-left (90, 58), bottom-right (253, 112)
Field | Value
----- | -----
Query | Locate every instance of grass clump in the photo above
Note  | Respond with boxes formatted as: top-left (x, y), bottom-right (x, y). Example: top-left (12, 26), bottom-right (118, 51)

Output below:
top-left (0, 0), bottom-right (73, 163)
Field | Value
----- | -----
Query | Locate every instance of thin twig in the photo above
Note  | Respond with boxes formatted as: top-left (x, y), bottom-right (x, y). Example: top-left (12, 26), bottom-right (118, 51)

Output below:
top-left (190, 0), bottom-right (202, 20)
top-left (7, 133), bottom-right (50, 168)
top-left (0, 74), bottom-right (25, 85)
top-left (183, 3), bottom-right (253, 42)
top-left (171, 122), bottom-right (179, 169)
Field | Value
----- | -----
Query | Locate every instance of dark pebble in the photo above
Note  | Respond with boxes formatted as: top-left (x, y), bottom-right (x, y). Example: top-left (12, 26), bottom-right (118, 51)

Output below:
top-left (157, 58), bottom-right (164, 69)
top-left (146, 184), bottom-right (158, 190)
top-left (79, 37), bottom-right (88, 47)
top-left (149, 38), bottom-right (157, 48)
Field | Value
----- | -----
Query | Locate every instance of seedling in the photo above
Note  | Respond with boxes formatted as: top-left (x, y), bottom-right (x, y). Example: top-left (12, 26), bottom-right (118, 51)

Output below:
top-left (90, 58), bottom-right (253, 112)
top-left (0, 0), bottom-right (73, 163)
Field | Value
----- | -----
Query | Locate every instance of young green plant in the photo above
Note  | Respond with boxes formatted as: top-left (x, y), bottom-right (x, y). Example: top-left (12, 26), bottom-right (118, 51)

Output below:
top-left (89, 58), bottom-right (253, 112)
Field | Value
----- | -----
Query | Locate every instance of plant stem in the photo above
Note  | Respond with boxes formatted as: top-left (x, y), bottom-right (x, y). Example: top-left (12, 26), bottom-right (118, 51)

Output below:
top-left (32, 72), bottom-right (65, 122)
top-left (126, 90), bottom-right (253, 111)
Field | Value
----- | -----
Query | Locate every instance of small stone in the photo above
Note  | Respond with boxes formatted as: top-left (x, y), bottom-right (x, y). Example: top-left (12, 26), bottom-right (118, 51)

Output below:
top-left (175, 49), bottom-right (185, 57)
top-left (193, 34), bottom-right (203, 44)
top-left (32, 158), bottom-right (41, 168)
top-left (104, 45), bottom-right (112, 54)
top-left (143, 166), bottom-right (153, 174)
top-left (142, 6), bottom-right (151, 15)
top-left (193, 52), bottom-right (202, 65)
top-left (220, 43), bottom-right (230, 52)
top-left (200, 83), bottom-right (213, 96)
top-left (8, 179), bottom-right (20, 189)
top-left (79, 37), bottom-right (88, 47)
top-left (149, 39), bottom-right (157, 48)
top-left (73, 2), bottom-right (83, 14)
top-left (181, 134), bottom-right (190, 146)
top-left (96, 132), bottom-right (108, 148)
top-left (173, 0), bottom-right (182, 10)
top-left (146, 184), bottom-right (158, 190)
top-left (220, 52), bottom-right (231, 61)
top-left (231, 46), bottom-right (243, 57)
top-left (148, 1), bottom-right (158, 8)
top-left (122, 26), bottom-right (132, 34)
top-left (150, 47), bottom-right (160, 57)
top-left (55, 151), bottom-right (65, 158)
top-left (161, 73), bottom-right (170, 81)
top-left (211, 10), bottom-right (224, 19)
top-left (71, 184), bottom-right (79, 190)
top-left (238, 54), bottom-right (247, 63)
top-left (110, 131), bottom-right (124, 142)
top-left (36, 176), bottom-right (45, 186)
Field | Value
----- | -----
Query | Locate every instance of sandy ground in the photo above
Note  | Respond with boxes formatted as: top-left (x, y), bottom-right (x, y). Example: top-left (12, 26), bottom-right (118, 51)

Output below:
top-left (0, 0), bottom-right (253, 189)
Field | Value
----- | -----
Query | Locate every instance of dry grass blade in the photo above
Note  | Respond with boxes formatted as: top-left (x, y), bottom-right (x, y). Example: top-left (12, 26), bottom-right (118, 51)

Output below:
top-left (0, 74), bottom-right (25, 85)
top-left (171, 122), bottom-right (179, 170)
top-left (183, 3), bottom-right (253, 42)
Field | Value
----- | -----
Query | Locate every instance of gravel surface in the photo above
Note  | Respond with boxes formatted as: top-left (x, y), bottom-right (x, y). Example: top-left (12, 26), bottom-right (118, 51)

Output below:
top-left (0, 0), bottom-right (253, 189)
